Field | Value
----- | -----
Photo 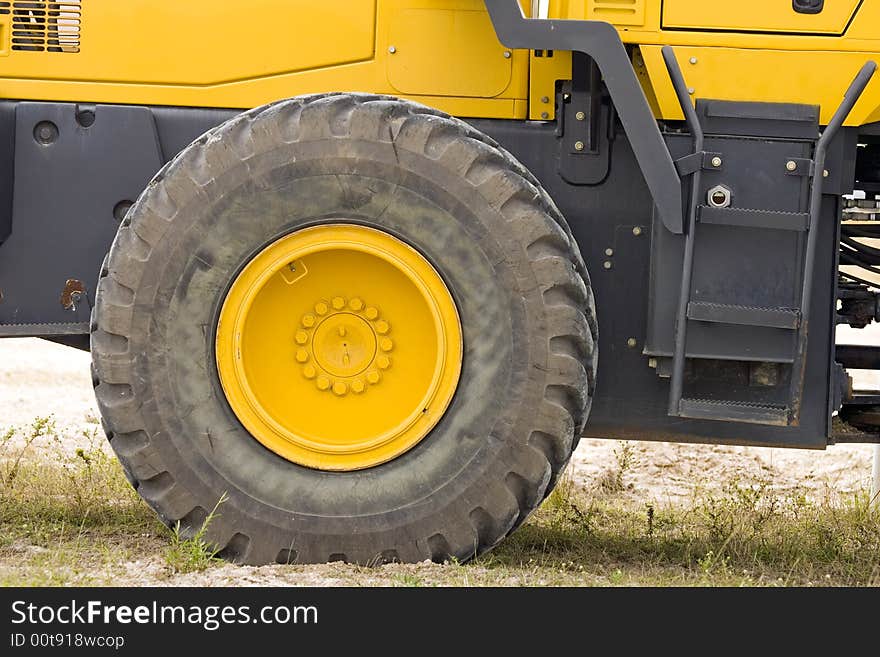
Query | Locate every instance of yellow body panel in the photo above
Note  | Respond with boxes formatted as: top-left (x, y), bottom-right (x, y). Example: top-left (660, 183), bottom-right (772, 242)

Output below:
top-left (661, 0), bottom-right (861, 35)
top-left (2, 0), bottom-right (880, 126)
top-left (538, 0), bottom-right (880, 126)
top-left (0, 0), bottom-right (529, 119)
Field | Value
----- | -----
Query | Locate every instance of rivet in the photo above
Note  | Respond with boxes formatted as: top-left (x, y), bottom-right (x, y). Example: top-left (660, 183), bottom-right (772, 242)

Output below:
top-left (574, 141), bottom-right (585, 151)
top-left (711, 156), bottom-right (722, 168)
top-left (604, 261), bottom-right (612, 270)
top-left (688, 87), bottom-right (695, 95)
top-left (503, 51), bottom-right (512, 59)
top-left (689, 57), bottom-right (698, 65)
top-left (375, 320), bottom-right (390, 335)
top-left (575, 111), bottom-right (586, 121)
top-left (786, 160), bottom-right (798, 172)
top-left (541, 96), bottom-right (549, 103)
top-left (377, 355), bottom-right (391, 370)
top-left (302, 314), bottom-right (316, 328)
top-left (302, 365), bottom-right (317, 379)
top-left (295, 349), bottom-right (309, 363)
top-left (366, 371), bottom-right (381, 385)
top-left (350, 298), bottom-right (364, 311)
top-left (295, 331), bottom-right (309, 345)
top-left (333, 381), bottom-right (348, 396)
top-left (352, 379), bottom-right (366, 394)
top-left (605, 248), bottom-right (614, 257)
top-left (380, 338), bottom-right (393, 352)
top-left (388, 45), bottom-right (397, 54)
top-left (541, 112), bottom-right (549, 119)
top-left (332, 296), bottom-right (345, 310)
top-left (365, 307), bottom-right (379, 320)
top-left (627, 338), bottom-right (638, 348)
top-left (315, 302), bottom-right (329, 315)
top-left (317, 376), bottom-right (331, 391)
top-left (632, 226), bottom-right (643, 236)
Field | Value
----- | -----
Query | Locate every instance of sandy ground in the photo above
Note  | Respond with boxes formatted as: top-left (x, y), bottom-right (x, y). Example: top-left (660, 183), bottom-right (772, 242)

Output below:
top-left (1, 331), bottom-right (878, 585)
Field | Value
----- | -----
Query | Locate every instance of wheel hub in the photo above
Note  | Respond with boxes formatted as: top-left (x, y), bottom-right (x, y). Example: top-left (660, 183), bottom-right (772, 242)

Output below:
top-left (215, 224), bottom-right (462, 471)
top-left (299, 300), bottom-right (392, 395)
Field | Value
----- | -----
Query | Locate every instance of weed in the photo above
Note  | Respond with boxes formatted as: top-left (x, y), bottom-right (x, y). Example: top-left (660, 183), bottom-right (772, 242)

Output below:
top-left (163, 493), bottom-right (228, 575)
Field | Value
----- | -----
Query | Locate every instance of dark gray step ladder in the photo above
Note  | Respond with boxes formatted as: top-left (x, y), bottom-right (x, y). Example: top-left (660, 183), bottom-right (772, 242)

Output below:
top-left (661, 46), bottom-right (876, 426)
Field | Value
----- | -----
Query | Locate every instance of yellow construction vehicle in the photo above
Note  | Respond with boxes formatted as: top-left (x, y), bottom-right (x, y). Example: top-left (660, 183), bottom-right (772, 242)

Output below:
top-left (3, 0), bottom-right (880, 564)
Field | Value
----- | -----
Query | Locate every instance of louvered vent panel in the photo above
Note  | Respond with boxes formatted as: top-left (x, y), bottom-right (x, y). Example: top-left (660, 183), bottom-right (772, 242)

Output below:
top-left (587, 0), bottom-right (646, 27)
top-left (8, 1), bottom-right (81, 53)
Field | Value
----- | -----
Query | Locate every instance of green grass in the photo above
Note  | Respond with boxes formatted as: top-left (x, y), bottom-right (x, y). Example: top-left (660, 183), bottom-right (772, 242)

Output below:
top-left (1, 419), bottom-right (878, 586)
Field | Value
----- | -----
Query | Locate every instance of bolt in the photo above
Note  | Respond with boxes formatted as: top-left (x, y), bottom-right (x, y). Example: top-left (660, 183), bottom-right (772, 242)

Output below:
top-left (377, 355), bottom-right (391, 370)
top-left (541, 112), bottom-right (549, 119)
top-left (823, 169), bottom-right (830, 178)
top-left (365, 307), bottom-right (379, 320)
top-left (366, 371), bottom-right (381, 385)
top-left (541, 96), bottom-right (549, 104)
top-left (574, 141), bottom-right (585, 151)
top-left (786, 160), bottom-right (798, 172)
top-left (315, 302), bottom-right (329, 315)
top-left (375, 320), bottom-right (390, 335)
top-left (575, 111), bottom-right (586, 121)
top-left (352, 379), bottom-right (366, 394)
top-left (295, 349), bottom-right (309, 363)
top-left (632, 226), bottom-right (643, 236)
top-left (711, 156), bottom-right (722, 168)
top-left (333, 381), bottom-right (348, 396)
top-left (648, 358), bottom-right (658, 369)
top-left (303, 365), bottom-right (317, 379)
top-left (350, 298), bottom-right (364, 311)
top-left (380, 338), bottom-right (393, 352)
top-left (388, 45), bottom-right (396, 54)
top-left (503, 50), bottom-right (512, 59)
top-left (603, 261), bottom-right (612, 270)
top-left (688, 87), bottom-right (695, 95)
top-left (605, 248), bottom-right (614, 257)
top-left (302, 314), bottom-right (316, 328)
top-left (627, 338), bottom-right (638, 348)
top-left (295, 331), bottom-right (309, 345)
top-left (689, 57), bottom-right (698, 65)
top-left (332, 296), bottom-right (345, 310)
top-left (317, 376), bottom-right (331, 391)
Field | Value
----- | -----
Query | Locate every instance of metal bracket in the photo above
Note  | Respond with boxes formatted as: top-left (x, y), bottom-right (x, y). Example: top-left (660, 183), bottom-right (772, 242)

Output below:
top-left (674, 151), bottom-right (723, 176)
top-left (784, 157), bottom-right (815, 177)
top-left (484, 0), bottom-right (684, 233)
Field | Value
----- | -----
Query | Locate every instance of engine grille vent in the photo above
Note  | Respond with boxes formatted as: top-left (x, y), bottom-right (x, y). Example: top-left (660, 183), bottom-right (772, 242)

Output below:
top-left (587, 0), bottom-right (646, 27)
top-left (0, 1), bottom-right (82, 53)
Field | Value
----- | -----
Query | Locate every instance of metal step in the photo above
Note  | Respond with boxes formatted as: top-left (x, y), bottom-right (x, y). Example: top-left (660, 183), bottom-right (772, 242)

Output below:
top-left (697, 205), bottom-right (809, 231)
top-left (686, 302), bottom-right (801, 330)
top-left (678, 398), bottom-right (789, 426)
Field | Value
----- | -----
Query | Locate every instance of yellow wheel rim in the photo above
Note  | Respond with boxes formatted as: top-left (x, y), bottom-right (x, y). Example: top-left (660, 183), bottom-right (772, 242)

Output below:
top-left (215, 224), bottom-right (463, 471)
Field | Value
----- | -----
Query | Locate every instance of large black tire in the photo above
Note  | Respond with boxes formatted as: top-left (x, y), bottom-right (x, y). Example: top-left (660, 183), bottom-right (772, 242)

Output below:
top-left (91, 93), bottom-right (597, 565)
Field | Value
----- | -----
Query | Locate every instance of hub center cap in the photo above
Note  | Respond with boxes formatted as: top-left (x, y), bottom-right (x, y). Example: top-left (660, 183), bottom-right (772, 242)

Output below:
top-left (296, 297), bottom-right (394, 397)
top-left (313, 313), bottom-right (376, 377)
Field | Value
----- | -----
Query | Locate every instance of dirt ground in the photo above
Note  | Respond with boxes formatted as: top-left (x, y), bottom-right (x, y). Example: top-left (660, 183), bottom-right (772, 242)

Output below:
top-left (1, 331), bottom-right (877, 586)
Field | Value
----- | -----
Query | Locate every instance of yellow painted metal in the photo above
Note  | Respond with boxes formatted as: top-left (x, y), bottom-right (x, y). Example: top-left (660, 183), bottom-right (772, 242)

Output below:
top-left (529, 0), bottom-right (880, 126)
top-left (639, 45), bottom-right (880, 126)
top-left (215, 224), bottom-right (463, 471)
top-left (0, 0), bottom-right (528, 120)
top-left (529, 50), bottom-right (572, 120)
top-left (585, 0), bottom-right (647, 27)
top-left (662, 0), bottom-right (861, 35)
top-left (5, 0), bottom-right (880, 126)
top-left (388, 9), bottom-right (512, 97)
